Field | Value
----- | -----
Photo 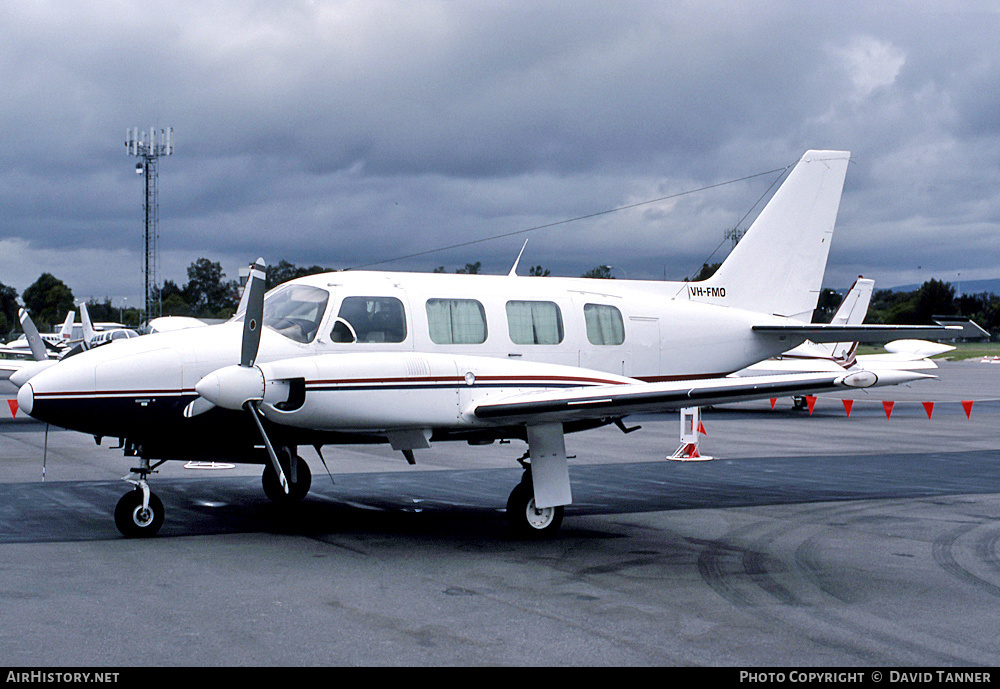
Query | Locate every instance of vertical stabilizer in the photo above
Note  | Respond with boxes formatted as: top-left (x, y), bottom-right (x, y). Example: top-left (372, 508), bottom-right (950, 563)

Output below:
top-left (59, 311), bottom-right (75, 342)
top-left (694, 150), bottom-right (850, 321)
top-left (824, 276), bottom-right (873, 360)
top-left (80, 302), bottom-right (97, 348)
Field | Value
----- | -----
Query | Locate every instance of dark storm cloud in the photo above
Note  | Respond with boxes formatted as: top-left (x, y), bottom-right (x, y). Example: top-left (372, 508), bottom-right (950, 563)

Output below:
top-left (0, 1), bottom-right (998, 303)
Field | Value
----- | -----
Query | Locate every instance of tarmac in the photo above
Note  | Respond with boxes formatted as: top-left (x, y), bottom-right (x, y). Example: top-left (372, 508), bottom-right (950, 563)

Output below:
top-left (1, 360), bottom-right (999, 666)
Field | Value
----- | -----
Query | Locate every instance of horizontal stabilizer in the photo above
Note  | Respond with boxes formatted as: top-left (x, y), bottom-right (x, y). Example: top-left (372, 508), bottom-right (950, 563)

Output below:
top-left (752, 324), bottom-right (960, 343)
top-left (932, 316), bottom-right (989, 340)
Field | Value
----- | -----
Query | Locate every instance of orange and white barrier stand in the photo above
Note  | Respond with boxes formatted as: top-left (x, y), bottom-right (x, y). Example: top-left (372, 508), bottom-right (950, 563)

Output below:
top-left (669, 406), bottom-right (712, 461)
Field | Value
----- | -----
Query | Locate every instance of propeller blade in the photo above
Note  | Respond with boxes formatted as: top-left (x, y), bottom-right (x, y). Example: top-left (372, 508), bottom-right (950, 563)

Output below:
top-left (245, 400), bottom-right (288, 494)
top-left (241, 258), bottom-right (267, 368)
top-left (183, 258), bottom-right (267, 420)
top-left (18, 309), bottom-right (49, 362)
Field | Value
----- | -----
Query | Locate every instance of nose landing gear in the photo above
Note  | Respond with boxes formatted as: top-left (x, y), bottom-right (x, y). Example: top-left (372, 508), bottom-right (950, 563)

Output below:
top-left (115, 458), bottom-right (166, 538)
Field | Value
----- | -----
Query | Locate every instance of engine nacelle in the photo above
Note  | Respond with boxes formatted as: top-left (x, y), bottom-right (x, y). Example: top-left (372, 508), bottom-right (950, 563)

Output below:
top-left (195, 365), bottom-right (266, 411)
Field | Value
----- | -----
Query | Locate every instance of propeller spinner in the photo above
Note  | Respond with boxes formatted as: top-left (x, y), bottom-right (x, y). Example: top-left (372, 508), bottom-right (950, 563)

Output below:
top-left (186, 258), bottom-right (291, 494)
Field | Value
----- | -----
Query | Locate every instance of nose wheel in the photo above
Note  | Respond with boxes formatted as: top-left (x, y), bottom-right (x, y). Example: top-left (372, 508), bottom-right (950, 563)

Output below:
top-left (115, 456), bottom-right (166, 538)
top-left (114, 482), bottom-right (164, 538)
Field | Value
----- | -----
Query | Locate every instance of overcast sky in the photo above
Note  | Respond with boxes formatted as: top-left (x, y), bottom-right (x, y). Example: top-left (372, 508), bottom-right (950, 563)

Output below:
top-left (1, 1), bottom-right (998, 307)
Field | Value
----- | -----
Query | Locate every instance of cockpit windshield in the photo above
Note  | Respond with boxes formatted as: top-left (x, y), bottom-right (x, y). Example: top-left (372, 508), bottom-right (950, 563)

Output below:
top-left (257, 284), bottom-right (330, 343)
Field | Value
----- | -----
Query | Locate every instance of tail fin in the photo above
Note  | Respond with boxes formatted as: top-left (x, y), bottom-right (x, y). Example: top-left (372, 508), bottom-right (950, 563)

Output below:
top-left (80, 302), bottom-right (97, 348)
top-left (825, 276), bottom-right (873, 360)
top-left (694, 150), bottom-right (850, 321)
top-left (59, 310), bottom-right (75, 342)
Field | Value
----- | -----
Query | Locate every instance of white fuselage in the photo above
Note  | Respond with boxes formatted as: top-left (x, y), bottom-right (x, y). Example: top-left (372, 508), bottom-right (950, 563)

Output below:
top-left (237, 270), bottom-right (794, 381)
top-left (18, 270), bottom-right (802, 447)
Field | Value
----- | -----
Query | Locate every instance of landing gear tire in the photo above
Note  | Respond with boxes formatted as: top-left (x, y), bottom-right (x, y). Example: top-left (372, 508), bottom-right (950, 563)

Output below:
top-left (506, 480), bottom-right (564, 539)
top-left (262, 450), bottom-right (311, 504)
top-left (115, 489), bottom-right (164, 538)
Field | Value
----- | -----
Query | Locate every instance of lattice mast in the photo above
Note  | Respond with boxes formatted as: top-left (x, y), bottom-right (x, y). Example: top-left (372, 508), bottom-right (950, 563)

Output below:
top-left (126, 127), bottom-right (173, 322)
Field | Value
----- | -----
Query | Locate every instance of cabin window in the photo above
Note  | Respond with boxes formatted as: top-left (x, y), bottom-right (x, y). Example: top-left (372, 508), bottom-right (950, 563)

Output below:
top-left (332, 296), bottom-right (407, 343)
top-left (506, 300), bottom-right (564, 345)
top-left (584, 304), bottom-right (625, 345)
top-left (260, 284), bottom-right (330, 343)
top-left (426, 298), bottom-right (487, 344)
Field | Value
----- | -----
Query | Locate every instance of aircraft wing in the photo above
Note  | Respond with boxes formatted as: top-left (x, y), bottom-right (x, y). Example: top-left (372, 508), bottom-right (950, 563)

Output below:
top-left (752, 323), bottom-right (959, 343)
top-left (471, 369), bottom-right (930, 425)
top-left (3, 359), bottom-right (58, 386)
top-left (0, 359), bottom-right (29, 382)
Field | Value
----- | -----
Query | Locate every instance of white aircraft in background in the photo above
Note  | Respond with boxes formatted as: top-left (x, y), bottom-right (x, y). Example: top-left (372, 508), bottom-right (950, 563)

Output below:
top-left (1, 310), bottom-right (76, 382)
top-left (147, 316), bottom-right (209, 333)
top-left (0, 310), bottom-right (75, 359)
top-left (734, 276), bottom-right (954, 409)
top-left (78, 302), bottom-right (140, 349)
top-left (146, 271), bottom-right (251, 334)
top-left (2, 304), bottom-right (145, 384)
top-left (737, 276), bottom-right (954, 378)
top-left (16, 150), bottom-right (952, 538)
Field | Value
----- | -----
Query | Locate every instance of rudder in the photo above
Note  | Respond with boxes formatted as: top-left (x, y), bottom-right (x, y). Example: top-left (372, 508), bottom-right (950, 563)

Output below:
top-left (694, 150), bottom-right (850, 321)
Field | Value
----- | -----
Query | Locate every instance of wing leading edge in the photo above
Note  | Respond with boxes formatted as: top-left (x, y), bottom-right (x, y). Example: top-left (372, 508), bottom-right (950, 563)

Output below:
top-left (472, 369), bottom-right (931, 425)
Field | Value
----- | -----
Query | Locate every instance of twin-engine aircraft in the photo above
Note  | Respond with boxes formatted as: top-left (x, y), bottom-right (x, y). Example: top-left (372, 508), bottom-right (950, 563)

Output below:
top-left (16, 150), bottom-right (950, 538)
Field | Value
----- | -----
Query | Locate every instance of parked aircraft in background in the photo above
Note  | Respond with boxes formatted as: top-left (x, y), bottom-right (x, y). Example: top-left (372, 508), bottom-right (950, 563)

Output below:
top-left (734, 276), bottom-right (955, 408)
top-left (15, 150), bottom-right (953, 538)
top-left (78, 302), bottom-right (140, 349)
top-left (147, 316), bottom-right (209, 333)
top-left (0, 311), bottom-right (75, 361)
top-left (737, 276), bottom-right (954, 377)
top-left (1, 310), bottom-right (66, 383)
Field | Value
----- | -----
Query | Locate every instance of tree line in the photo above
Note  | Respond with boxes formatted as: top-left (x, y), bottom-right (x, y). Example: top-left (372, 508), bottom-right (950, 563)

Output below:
top-left (815, 278), bottom-right (999, 338)
top-left (695, 262), bottom-right (999, 338)
top-left (3, 259), bottom-right (997, 340)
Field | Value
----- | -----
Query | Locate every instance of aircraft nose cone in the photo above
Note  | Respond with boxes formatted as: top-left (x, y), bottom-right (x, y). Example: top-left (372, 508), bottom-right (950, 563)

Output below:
top-left (17, 382), bottom-right (34, 417)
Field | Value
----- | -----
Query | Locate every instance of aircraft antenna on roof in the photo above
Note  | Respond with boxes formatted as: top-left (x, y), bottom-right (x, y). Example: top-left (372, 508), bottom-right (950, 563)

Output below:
top-left (125, 127), bottom-right (173, 324)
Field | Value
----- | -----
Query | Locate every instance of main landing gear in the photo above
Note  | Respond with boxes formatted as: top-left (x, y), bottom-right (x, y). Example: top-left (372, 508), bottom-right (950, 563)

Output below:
top-left (262, 448), bottom-right (311, 504)
top-left (505, 466), bottom-right (564, 539)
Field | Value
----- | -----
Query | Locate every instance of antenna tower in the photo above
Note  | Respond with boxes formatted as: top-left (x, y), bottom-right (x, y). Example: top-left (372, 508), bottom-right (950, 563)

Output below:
top-left (724, 226), bottom-right (745, 249)
top-left (126, 127), bottom-right (173, 322)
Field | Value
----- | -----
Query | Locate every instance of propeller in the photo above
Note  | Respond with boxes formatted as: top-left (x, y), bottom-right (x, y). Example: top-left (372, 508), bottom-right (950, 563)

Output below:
top-left (186, 258), bottom-right (290, 495)
top-left (6, 309), bottom-right (60, 388)
top-left (18, 309), bottom-right (49, 362)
